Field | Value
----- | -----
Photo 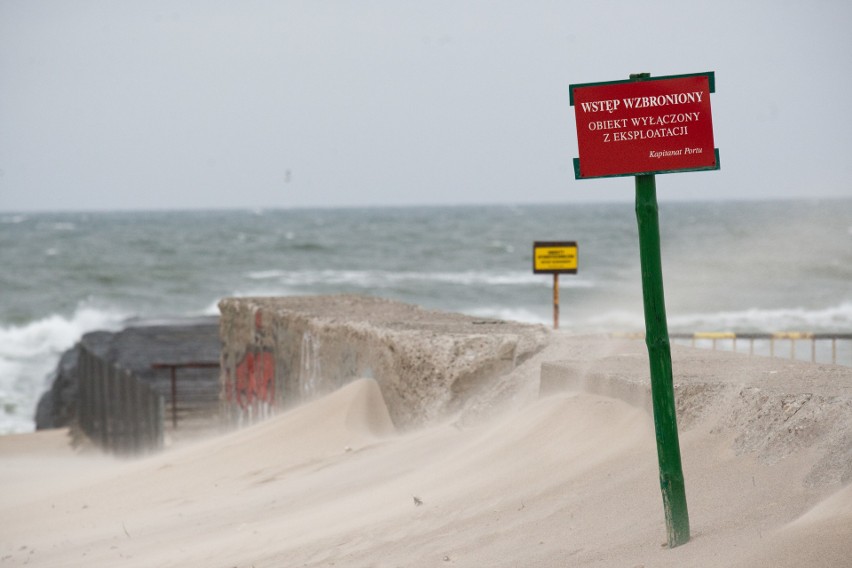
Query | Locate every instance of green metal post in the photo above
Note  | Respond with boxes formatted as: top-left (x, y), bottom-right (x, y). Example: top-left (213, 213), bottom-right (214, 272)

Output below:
top-left (634, 174), bottom-right (690, 547)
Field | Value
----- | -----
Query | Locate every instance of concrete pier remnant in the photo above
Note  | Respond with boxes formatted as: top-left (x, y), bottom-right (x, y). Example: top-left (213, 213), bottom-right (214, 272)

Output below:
top-left (218, 295), bottom-right (549, 428)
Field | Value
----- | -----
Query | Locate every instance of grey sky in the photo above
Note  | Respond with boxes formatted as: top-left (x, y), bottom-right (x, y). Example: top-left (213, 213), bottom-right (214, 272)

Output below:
top-left (1, 1), bottom-right (850, 212)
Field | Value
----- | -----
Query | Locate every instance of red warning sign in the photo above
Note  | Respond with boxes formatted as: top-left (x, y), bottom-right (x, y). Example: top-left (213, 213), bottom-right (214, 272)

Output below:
top-left (570, 73), bottom-right (718, 179)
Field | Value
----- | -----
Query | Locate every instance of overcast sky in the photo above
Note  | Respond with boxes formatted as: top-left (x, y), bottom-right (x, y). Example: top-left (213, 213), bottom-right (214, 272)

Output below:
top-left (1, 1), bottom-right (851, 212)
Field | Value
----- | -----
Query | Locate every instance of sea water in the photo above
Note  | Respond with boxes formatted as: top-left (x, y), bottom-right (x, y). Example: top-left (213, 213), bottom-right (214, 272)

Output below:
top-left (2, 198), bottom-right (851, 433)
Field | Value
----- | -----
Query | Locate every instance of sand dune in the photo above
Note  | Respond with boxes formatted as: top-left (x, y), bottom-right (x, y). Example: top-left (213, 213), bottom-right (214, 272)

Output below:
top-left (730, 482), bottom-right (852, 568)
top-left (2, 371), bottom-right (850, 567)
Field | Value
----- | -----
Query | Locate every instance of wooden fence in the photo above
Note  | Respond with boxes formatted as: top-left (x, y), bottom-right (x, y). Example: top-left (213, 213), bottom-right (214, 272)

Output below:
top-left (77, 346), bottom-right (165, 455)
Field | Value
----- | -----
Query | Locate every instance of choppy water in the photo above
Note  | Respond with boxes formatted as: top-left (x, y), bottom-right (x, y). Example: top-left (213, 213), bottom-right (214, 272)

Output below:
top-left (2, 198), bottom-right (851, 433)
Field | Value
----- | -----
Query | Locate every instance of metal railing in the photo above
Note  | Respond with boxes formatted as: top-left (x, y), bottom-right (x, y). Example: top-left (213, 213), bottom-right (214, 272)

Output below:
top-left (77, 346), bottom-right (164, 455)
top-left (76, 346), bottom-right (222, 455)
top-left (151, 361), bottom-right (221, 430)
top-left (613, 332), bottom-right (852, 366)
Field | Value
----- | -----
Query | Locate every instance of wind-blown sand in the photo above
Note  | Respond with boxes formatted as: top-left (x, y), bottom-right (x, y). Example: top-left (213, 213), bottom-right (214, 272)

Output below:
top-left (2, 339), bottom-right (852, 567)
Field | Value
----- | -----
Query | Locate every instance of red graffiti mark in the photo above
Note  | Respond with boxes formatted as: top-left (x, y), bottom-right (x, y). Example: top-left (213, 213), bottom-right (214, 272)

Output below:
top-left (231, 350), bottom-right (275, 410)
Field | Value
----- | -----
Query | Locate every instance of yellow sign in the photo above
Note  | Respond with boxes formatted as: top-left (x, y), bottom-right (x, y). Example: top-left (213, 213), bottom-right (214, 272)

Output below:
top-left (533, 241), bottom-right (578, 274)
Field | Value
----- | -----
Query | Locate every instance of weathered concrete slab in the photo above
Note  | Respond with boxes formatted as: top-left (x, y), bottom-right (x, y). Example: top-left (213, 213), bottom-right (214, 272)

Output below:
top-left (540, 335), bottom-right (852, 487)
top-left (218, 295), bottom-right (549, 428)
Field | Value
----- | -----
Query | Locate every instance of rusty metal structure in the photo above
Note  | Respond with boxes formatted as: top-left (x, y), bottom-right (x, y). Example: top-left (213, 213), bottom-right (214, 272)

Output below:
top-left (76, 349), bottom-right (220, 455)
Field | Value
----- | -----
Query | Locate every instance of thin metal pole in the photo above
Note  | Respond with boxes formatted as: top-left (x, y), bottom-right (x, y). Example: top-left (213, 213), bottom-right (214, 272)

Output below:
top-left (635, 173), bottom-right (690, 548)
top-left (553, 273), bottom-right (560, 330)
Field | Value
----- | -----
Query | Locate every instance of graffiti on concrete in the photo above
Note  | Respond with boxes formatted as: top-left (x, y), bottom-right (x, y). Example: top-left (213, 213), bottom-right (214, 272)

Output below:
top-left (225, 350), bottom-right (276, 417)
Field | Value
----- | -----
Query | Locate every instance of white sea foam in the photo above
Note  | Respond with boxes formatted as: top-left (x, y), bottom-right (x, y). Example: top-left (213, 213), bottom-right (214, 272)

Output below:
top-left (463, 306), bottom-right (550, 325)
top-left (0, 305), bottom-right (127, 434)
top-left (202, 300), bottom-right (223, 316)
top-left (536, 302), bottom-right (852, 335)
top-left (246, 269), bottom-right (595, 289)
top-left (668, 302), bottom-right (852, 332)
top-left (201, 287), bottom-right (300, 315)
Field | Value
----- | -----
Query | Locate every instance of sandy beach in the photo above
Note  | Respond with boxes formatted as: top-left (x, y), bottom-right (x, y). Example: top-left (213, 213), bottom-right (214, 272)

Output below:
top-left (2, 334), bottom-right (851, 567)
